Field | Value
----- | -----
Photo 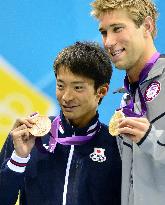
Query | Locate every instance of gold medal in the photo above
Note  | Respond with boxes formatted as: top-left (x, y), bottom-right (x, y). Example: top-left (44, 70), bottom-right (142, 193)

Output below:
top-left (28, 116), bottom-right (51, 137)
top-left (109, 110), bottom-right (125, 136)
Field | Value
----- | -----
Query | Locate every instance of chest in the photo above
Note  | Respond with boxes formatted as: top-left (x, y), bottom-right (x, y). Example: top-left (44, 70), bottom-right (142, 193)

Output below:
top-left (133, 75), bottom-right (165, 125)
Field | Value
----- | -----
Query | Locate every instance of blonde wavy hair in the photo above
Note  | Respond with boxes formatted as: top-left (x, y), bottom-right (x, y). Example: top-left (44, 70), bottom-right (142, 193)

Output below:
top-left (91, 0), bottom-right (158, 38)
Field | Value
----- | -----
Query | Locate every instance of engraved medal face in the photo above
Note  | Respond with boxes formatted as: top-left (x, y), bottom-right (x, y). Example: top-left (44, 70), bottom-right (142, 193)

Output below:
top-left (28, 116), bottom-right (51, 137)
top-left (109, 110), bottom-right (125, 136)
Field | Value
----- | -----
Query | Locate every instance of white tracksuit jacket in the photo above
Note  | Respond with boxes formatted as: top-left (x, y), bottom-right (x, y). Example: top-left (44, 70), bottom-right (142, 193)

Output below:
top-left (117, 56), bottom-right (165, 205)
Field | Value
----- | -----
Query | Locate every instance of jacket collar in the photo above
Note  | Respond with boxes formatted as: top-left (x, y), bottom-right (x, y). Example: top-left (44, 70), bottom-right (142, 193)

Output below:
top-left (59, 110), bottom-right (100, 137)
top-left (143, 55), bottom-right (165, 82)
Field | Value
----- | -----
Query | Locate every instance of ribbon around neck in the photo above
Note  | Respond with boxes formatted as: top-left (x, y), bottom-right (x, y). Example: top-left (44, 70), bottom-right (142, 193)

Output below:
top-left (121, 52), bottom-right (160, 117)
top-left (35, 115), bottom-right (100, 153)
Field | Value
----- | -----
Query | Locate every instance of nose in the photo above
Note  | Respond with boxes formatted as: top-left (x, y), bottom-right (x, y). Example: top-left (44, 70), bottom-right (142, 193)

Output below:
top-left (103, 32), bottom-right (116, 49)
top-left (62, 88), bottom-right (74, 103)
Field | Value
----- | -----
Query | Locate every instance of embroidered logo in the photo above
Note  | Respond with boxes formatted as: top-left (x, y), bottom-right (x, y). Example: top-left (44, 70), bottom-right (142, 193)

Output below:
top-left (144, 81), bottom-right (161, 102)
top-left (43, 144), bottom-right (49, 150)
top-left (90, 148), bottom-right (106, 162)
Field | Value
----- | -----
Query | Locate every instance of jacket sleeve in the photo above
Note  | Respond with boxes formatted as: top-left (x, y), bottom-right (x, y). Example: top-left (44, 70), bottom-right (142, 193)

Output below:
top-left (116, 136), bottom-right (123, 159)
top-left (0, 135), bottom-right (25, 205)
top-left (137, 123), bottom-right (165, 164)
top-left (136, 65), bottom-right (165, 163)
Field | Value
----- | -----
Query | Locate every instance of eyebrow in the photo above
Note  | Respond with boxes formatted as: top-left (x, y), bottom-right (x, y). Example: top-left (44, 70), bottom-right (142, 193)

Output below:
top-left (57, 79), bottom-right (85, 84)
top-left (99, 23), bottom-right (122, 32)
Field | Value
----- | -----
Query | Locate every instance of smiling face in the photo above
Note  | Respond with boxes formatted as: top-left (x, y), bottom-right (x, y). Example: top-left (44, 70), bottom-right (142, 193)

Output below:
top-left (99, 9), bottom-right (156, 79)
top-left (56, 66), bottom-right (104, 127)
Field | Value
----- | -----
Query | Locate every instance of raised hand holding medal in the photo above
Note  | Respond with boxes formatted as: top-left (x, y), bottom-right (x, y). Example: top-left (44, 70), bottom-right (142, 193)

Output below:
top-left (108, 53), bottom-right (160, 141)
top-left (28, 114), bottom-right (51, 137)
top-left (9, 112), bottom-right (51, 158)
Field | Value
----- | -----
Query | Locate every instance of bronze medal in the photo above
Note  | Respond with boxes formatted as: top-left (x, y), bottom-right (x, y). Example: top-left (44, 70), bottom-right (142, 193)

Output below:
top-left (28, 116), bottom-right (51, 137)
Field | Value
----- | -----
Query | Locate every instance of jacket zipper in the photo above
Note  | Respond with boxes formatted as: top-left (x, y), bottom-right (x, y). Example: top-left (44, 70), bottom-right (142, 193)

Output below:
top-left (62, 145), bottom-right (74, 205)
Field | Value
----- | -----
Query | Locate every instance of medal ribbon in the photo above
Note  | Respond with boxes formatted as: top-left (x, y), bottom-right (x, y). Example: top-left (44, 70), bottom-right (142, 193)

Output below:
top-left (35, 115), bottom-right (100, 153)
top-left (122, 52), bottom-right (160, 117)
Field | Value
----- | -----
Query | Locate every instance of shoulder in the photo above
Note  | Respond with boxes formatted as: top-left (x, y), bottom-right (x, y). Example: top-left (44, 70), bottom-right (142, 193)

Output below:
top-left (99, 122), bottom-right (117, 143)
top-left (0, 134), bottom-right (14, 165)
top-left (155, 55), bottom-right (165, 74)
top-left (100, 122), bottom-right (109, 132)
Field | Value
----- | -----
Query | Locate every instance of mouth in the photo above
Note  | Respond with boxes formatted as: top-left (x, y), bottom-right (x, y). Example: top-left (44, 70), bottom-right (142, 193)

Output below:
top-left (62, 105), bottom-right (79, 112)
top-left (107, 48), bottom-right (125, 64)
top-left (110, 48), bottom-right (125, 57)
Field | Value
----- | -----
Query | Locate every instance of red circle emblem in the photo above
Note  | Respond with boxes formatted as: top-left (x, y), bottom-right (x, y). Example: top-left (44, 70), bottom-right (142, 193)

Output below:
top-left (144, 81), bottom-right (161, 102)
top-left (97, 150), bottom-right (101, 153)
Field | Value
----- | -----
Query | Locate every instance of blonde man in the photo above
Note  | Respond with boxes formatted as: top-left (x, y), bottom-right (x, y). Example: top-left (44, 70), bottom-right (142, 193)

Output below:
top-left (91, 1), bottom-right (165, 205)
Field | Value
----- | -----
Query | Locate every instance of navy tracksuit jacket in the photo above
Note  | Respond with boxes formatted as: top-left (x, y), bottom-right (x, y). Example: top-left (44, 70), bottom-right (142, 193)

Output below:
top-left (0, 112), bottom-right (121, 205)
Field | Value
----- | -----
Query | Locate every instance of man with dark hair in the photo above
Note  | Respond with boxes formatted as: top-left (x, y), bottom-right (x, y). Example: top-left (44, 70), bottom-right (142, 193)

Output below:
top-left (0, 41), bottom-right (121, 205)
top-left (91, 0), bottom-right (165, 205)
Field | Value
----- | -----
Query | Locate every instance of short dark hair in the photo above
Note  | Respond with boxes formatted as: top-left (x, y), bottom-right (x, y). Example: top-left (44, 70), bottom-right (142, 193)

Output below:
top-left (53, 41), bottom-right (112, 91)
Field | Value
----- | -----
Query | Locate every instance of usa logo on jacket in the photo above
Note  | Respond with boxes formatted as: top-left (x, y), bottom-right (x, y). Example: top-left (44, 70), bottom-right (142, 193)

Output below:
top-left (144, 81), bottom-right (161, 102)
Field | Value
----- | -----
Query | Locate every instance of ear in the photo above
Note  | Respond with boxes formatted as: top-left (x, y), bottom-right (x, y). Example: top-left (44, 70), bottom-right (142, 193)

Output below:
top-left (97, 83), bottom-right (109, 98)
top-left (143, 16), bottom-right (154, 37)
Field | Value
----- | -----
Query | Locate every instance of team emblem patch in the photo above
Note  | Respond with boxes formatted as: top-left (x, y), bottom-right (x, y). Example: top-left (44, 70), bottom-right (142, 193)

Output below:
top-left (144, 81), bottom-right (161, 102)
top-left (90, 148), bottom-right (106, 162)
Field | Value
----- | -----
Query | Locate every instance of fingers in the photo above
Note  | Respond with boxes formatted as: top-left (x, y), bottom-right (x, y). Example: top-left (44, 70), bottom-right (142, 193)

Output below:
top-left (10, 124), bottom-right (30, 140)
top-left (119, 126), bottom-right (143, 138)
top-left (11, 123), bottom-right (36, 157)
top-left (11, 112), bottom-right (39, 140)
top-left (9, 113), bottom-right (39, 158)
top-left (11, 117), bottom-right (36, 131)
top-left (118, 117), bottom-right (150, 143)
top-left (119, 117), bottom-right (149, 131)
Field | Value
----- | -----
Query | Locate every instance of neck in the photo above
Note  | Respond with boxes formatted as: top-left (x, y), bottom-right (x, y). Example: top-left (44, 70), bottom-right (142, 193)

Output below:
top-left (67, 111), bottom-right (97, 128)
top-left (127, 44), bottom-right (157, 83)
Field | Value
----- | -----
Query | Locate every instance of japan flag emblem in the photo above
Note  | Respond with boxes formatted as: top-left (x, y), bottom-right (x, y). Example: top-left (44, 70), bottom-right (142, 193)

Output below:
top-left (90, 148), bottom-right (106, 162)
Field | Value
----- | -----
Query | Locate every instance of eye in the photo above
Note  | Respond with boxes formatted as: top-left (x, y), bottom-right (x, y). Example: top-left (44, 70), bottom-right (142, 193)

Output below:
top-left (113, 26), bottom-right (123, 33)
top-left (74, 85), bottom-right (83, 91)
top-left (100, 30), bottom-right (107, 37)
top-left (57, 83), bottom-right (64, 90)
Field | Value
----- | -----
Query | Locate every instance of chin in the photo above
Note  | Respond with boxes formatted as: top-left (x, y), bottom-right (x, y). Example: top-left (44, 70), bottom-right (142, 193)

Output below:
top-left (116, 66), bottom-right (126, 70)
top-left (113, 63), bottom-right (126, 70)
top-left (63, 112), bottom-right (75, 119)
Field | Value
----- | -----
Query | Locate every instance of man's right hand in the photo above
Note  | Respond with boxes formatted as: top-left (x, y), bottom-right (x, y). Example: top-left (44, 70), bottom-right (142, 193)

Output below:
top-left (10, 117), bottom-right (37, 158)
